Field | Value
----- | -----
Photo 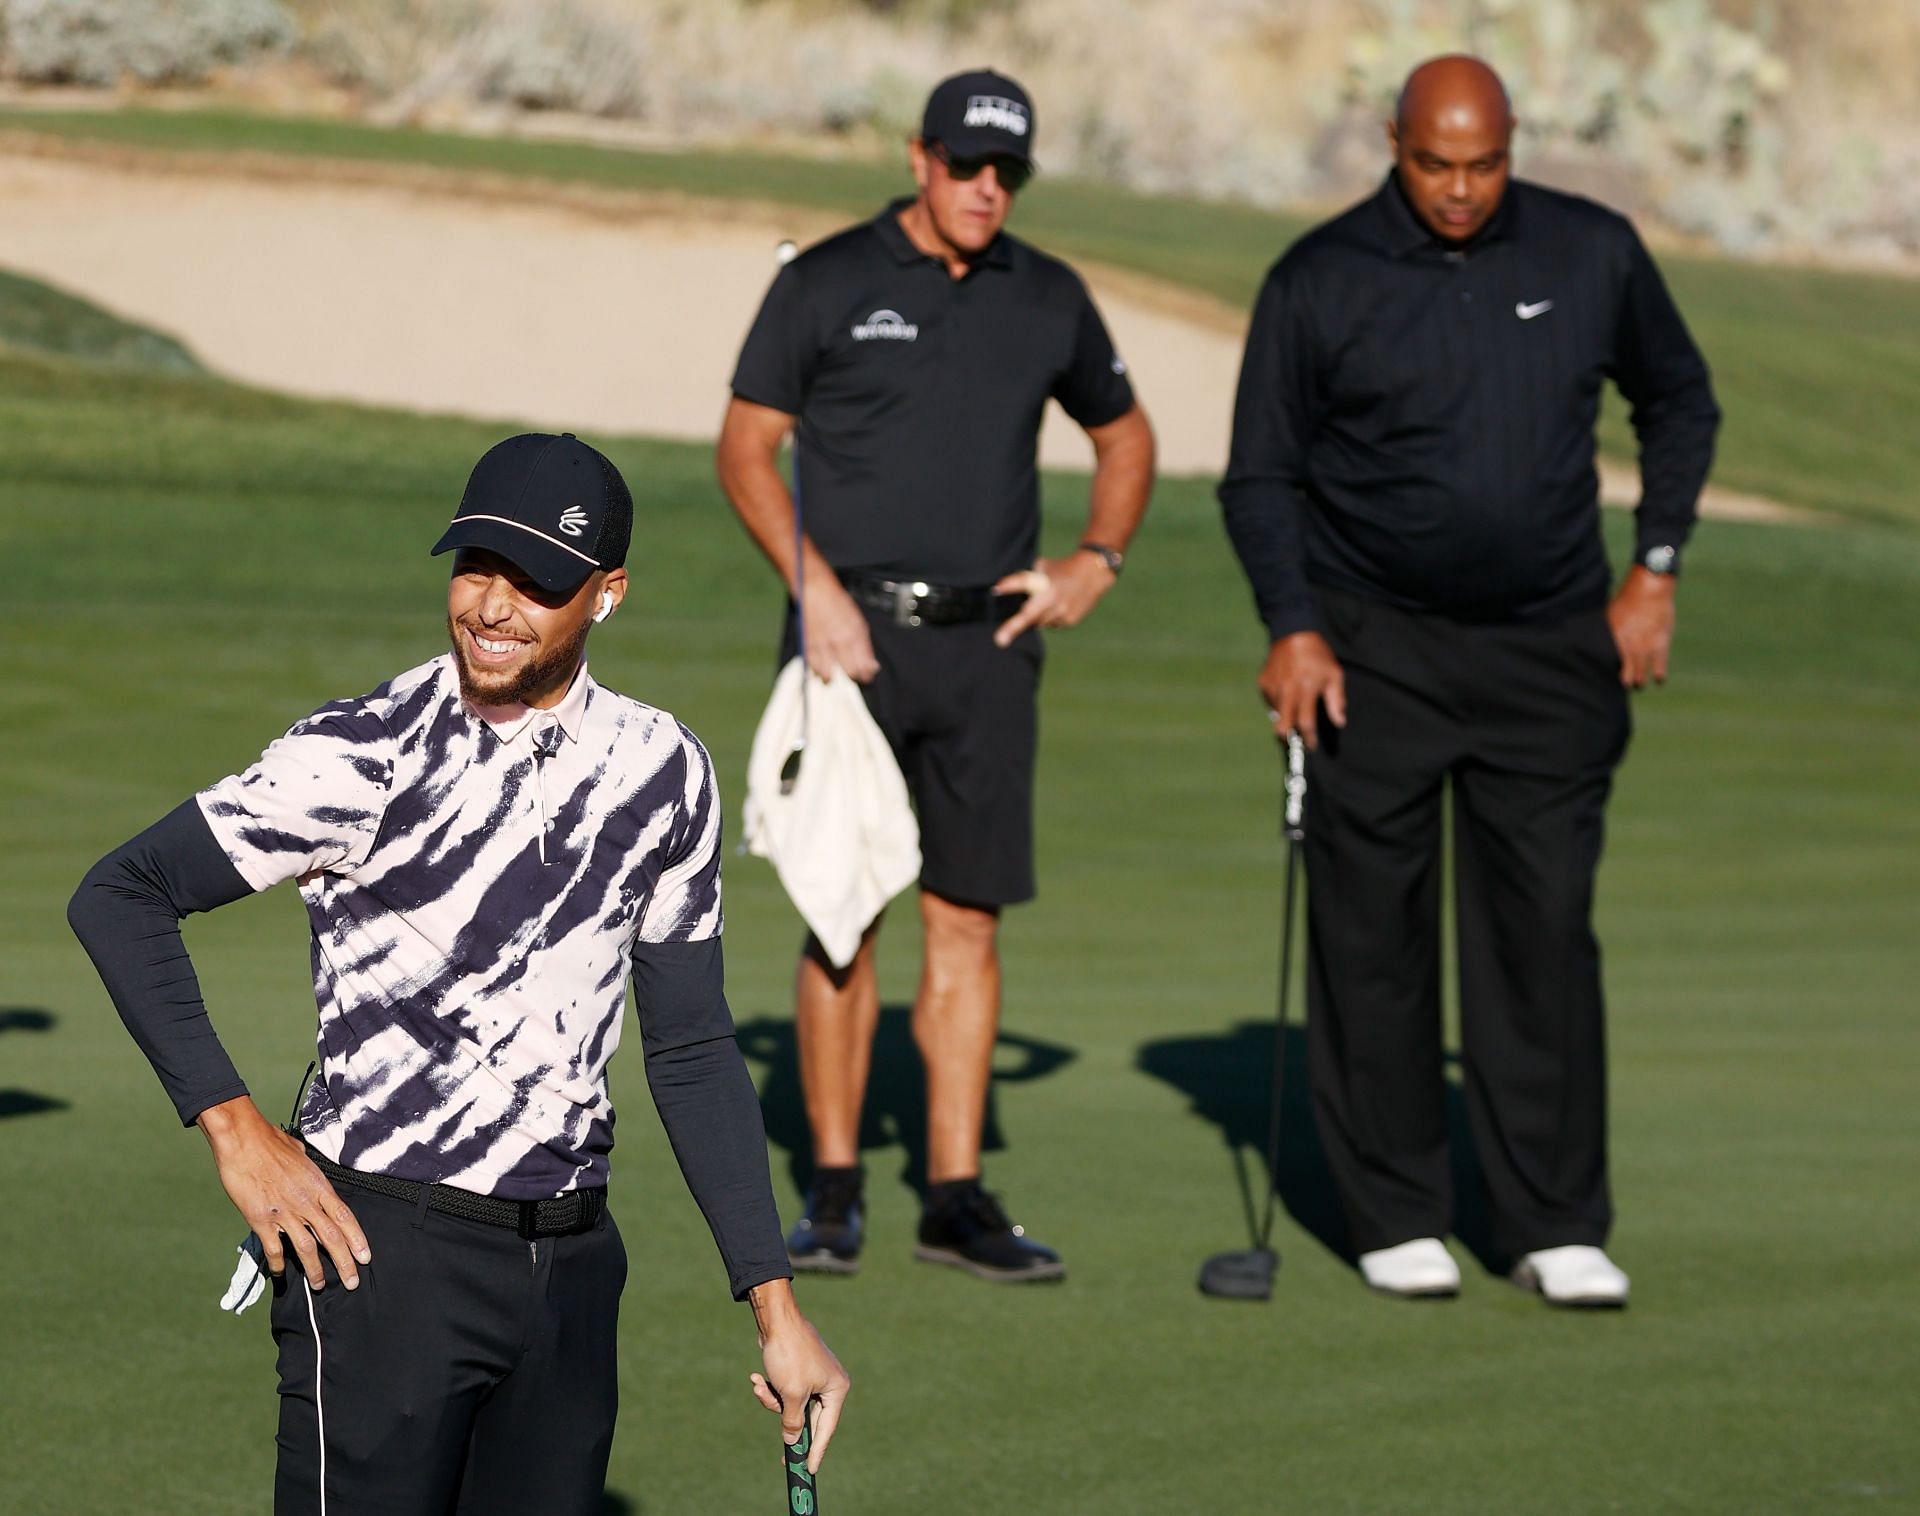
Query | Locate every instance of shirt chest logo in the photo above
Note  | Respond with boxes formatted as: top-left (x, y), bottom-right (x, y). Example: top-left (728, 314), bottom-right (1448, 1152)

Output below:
top-left (1516, 298), bottom-right (1555, 320)
top-left (851, 309), bottom-right (919, 342)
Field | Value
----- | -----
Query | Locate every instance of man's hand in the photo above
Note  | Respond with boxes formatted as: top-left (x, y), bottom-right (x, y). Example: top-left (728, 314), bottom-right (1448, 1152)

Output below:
top-left (1606, 566), bottom-right (1677, 689)
top-left (197, 1096), bottom-right (370, 1291)
top-left (991, 550), bottom-right (1117, 647)
top-left (801, 572), bottom-right (880, 683)
top-left (747, 1279), bottom-right (849, 1475)
top-left (1258, 631), bottom-right (1347, 750)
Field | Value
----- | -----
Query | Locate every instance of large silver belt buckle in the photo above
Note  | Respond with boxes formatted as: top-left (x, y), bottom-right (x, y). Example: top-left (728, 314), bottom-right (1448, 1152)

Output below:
top-left (893, 581), bottom-right (930, 628)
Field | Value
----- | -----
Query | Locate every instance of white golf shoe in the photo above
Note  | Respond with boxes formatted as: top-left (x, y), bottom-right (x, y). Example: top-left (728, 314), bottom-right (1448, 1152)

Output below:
top-left (1358, 1237), bottom-right (1461, 1298)
top-left (1511, 1245), bottom-right (1629, 1307)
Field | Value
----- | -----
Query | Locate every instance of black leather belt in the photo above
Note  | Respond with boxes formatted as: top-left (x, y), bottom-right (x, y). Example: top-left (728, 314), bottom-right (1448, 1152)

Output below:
top-left (840, 572), bottom-right (1009, 628)
top-left (308, 1147), bottom-right (605, 1240)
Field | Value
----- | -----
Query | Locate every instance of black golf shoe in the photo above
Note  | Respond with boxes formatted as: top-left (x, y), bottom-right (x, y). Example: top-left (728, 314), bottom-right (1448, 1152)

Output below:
top-left (786, 1167), bottom-right (864, 1274)
top-left (913, 1181), bottom-right (1064, 1283)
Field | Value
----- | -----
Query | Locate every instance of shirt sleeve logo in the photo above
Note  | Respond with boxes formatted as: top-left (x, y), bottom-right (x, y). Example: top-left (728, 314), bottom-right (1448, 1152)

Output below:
top-left (558, 505), bottom-right (591, 537)
top-left (851, 309), bottom-right (920, 342)
top-left (1515, 299), bottom-right (1555, 320)
top-left (963, 96), bottom-right (1030, 136)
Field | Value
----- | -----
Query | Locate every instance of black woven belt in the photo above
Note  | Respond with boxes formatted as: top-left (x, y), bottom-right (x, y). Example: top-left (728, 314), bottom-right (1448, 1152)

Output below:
top-left (308, 1147), bottom-right (605, 1241)
top-left (840, 572), bottom-right (1008, 627)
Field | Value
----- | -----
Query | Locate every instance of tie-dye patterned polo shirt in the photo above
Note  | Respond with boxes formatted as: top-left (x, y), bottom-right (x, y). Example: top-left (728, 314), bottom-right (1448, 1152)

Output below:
top-left (196, 654), bottom-right (723, 1200)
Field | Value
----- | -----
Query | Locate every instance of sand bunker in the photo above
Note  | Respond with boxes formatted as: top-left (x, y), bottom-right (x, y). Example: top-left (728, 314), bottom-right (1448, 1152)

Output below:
top-left (0, 141), bottom-right (1798, 520)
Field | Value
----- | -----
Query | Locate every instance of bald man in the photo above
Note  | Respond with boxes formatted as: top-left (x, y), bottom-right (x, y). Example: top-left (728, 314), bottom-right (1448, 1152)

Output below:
top-left (1219, 56), bottom-right (1719, 1305)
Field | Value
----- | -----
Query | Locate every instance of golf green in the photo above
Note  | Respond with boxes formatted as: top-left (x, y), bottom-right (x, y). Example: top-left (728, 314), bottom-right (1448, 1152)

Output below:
top-left (3, 333), bottom-right (1914, 1511)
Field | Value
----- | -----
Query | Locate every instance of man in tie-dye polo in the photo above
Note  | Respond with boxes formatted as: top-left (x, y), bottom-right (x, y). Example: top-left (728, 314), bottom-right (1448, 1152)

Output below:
top-left (69, 433), bottom-right (848, 1515)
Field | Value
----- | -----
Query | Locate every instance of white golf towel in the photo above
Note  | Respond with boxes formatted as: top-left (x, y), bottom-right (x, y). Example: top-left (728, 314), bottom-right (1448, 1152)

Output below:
top-left (742, 658), bottom-right (920, 969)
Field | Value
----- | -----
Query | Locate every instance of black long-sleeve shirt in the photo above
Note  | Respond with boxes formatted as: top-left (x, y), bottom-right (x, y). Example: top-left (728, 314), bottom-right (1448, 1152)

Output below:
top-left (1219, 174), bottom-right (1720, 639)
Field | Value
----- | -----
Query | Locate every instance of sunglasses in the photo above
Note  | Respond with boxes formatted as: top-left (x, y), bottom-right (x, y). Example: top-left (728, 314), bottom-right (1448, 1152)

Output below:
top-left (930, 143), bottom-right (1033, 194)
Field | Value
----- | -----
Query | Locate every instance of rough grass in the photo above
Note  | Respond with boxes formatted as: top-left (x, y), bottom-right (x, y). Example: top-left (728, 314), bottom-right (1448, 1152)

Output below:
top-left (1, 346), bottom-right (1915, 1512)
top-left (0, 266), bottom-right (204, 373)
top-left (3, 106), bottom-right (1916, 525)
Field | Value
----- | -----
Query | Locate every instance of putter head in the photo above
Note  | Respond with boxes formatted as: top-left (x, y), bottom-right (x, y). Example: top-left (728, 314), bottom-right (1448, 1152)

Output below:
top-left (1198, 1246), bottom-right (1278, 1301)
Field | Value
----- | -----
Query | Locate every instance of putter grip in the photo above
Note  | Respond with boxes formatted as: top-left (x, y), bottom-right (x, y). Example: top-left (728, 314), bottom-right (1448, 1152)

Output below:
top-left (784, 1420), bottom-right (818, 1514)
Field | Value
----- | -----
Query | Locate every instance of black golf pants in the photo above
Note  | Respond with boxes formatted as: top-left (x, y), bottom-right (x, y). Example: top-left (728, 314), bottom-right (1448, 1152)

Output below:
top-left (269, 1184), bottom-right (625, 1515)
top-left (1304, 590), bottom-right (1631, 1261)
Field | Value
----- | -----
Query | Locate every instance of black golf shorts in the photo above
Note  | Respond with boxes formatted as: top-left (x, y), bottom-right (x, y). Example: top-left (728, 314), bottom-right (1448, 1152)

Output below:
top-left (782, 604), bottom-right (1043, 908)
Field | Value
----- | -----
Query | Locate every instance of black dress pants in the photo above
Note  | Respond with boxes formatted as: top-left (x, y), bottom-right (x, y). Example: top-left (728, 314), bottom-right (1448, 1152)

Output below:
top-left (1305, 590), bottom-right (1631, 1261)
top-left (269, 1184), bottom-right (626, 1515)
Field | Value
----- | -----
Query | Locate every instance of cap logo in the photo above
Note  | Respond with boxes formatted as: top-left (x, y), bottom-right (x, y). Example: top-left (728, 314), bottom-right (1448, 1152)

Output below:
top-left (963, 95), bottom-right (1028, 136)
top-left (557, 504), bottom-right (591, 538)
top-left (851, 309), bottom-right (919, 342)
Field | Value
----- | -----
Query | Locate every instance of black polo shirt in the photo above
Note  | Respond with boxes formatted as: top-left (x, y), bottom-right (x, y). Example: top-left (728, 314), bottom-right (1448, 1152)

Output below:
top-left (1219, 174), bottom-right (1720, 639)
top-left (731, 198), bottom-right (1135, 586)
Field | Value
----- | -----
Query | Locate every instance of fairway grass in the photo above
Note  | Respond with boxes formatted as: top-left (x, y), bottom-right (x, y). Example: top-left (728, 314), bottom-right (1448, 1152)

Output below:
top-left (2, 105), bottom-right (1917, 528)
top-left (3, 349), bottom-right (1916, 1513)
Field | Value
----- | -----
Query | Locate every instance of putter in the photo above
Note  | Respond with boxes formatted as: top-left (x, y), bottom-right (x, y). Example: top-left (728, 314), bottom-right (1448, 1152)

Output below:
top-left (783, 1402), bottom-right (820, 1513)
top-left (777, 235), bottom-right (808, 795)
top-left (778, 474), bottom-right (808, 795)
top-left (1198, 731), bottom-right (1307, 1301)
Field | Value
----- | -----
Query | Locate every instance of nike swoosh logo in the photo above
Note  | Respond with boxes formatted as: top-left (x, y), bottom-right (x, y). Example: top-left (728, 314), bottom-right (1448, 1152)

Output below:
top-left (1516, 299), bottom-right (1554, 320)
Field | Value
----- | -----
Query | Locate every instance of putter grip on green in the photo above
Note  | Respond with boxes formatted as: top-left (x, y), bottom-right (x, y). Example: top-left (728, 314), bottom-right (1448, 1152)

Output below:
top-left (784, 1421), bottom-right (818, 1514)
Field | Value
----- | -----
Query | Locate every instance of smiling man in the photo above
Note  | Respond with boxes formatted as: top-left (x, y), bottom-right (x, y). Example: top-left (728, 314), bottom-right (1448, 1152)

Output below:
top-left (69, 433), bottom-right (847, 1513)
top-left (718, 69), bottom-right (1154, 1283)
top-left (1219, 57), bottom-right (1721, 1305)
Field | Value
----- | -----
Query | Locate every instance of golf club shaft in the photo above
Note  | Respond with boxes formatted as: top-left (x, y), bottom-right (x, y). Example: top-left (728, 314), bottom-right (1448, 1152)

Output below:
top-left (1255, 733), bottom-right (1307, 1251)
top-left (780, 432), bottom-right (809, 793)
top-left (779, 236), bottom-right (810, 791)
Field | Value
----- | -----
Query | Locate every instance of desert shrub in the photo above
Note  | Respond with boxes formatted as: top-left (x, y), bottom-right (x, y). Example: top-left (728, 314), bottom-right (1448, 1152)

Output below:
top-left (2, 0), bottom-right (296, 85)
top-left (8, 0), bottom-right (1918, 258)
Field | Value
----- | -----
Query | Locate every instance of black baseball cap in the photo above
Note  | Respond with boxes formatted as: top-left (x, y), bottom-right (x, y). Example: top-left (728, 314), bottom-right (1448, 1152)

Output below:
top-left (431, 432), bottom-right (632, 593)
top-left (921, 69), bottom-right (1035, 166)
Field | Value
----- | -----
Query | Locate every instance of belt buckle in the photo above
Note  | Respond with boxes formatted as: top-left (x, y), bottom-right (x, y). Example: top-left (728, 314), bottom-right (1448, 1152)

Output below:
top-left (893, 581), bottom-right (930, 628)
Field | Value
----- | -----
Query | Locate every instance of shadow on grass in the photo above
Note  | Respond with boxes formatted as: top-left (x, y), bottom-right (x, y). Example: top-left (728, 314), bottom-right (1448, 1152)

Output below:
top-left (0, 1006), bottom-right (56, 1033)
top-left (0, 1010), bottom-right (66, 1121)
top-left (1135, 1022), bottom-right (1499, 1274)
top-left (598, 1492), bottom-right (641, 1514)
top-left (0, 1091), bottom-right (71, 1120)
top-left (736, 1005), bottom-right (1075, 1199)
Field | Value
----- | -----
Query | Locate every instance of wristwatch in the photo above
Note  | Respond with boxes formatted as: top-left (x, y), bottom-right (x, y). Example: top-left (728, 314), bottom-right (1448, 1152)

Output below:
top-left (1638, 544), bottom-right (1681, 577)
top-left (1078, 541), bottom-right (1125, 576)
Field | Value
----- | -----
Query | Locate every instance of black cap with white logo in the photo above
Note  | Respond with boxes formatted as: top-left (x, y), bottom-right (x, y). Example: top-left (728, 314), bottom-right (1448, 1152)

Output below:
top-left (921, 69), bottom-right (1035, 166)
top-left (431, 433), bottom-right (633, 592)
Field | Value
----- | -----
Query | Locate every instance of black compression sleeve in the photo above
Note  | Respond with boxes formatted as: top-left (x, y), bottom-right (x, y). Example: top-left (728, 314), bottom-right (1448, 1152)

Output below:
top-left (632, 937), bottom-right (793, 1299)
top-left (67, 800), bottom-right (255, 1126)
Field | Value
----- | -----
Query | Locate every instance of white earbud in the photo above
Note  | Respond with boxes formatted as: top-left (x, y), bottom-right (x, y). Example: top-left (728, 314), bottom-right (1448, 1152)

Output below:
top-left (593, 590), bottom-right (614, 624)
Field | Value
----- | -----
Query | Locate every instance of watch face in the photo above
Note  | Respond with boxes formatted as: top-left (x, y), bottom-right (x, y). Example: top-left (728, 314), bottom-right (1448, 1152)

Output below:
top-left (1644, 545), bottom-right (1678, 574)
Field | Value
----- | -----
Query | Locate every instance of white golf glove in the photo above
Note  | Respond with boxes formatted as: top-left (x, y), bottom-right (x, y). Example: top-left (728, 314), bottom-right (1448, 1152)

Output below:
top-left (219, 1233), bottom-right (269, 1315)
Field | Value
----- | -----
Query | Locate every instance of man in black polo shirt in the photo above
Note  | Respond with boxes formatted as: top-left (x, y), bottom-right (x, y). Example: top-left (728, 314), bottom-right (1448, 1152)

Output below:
top-left (1220, 56), bottom-right (1719, 1305)
top-left (718, 69), bottom-right (1155, 1282)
